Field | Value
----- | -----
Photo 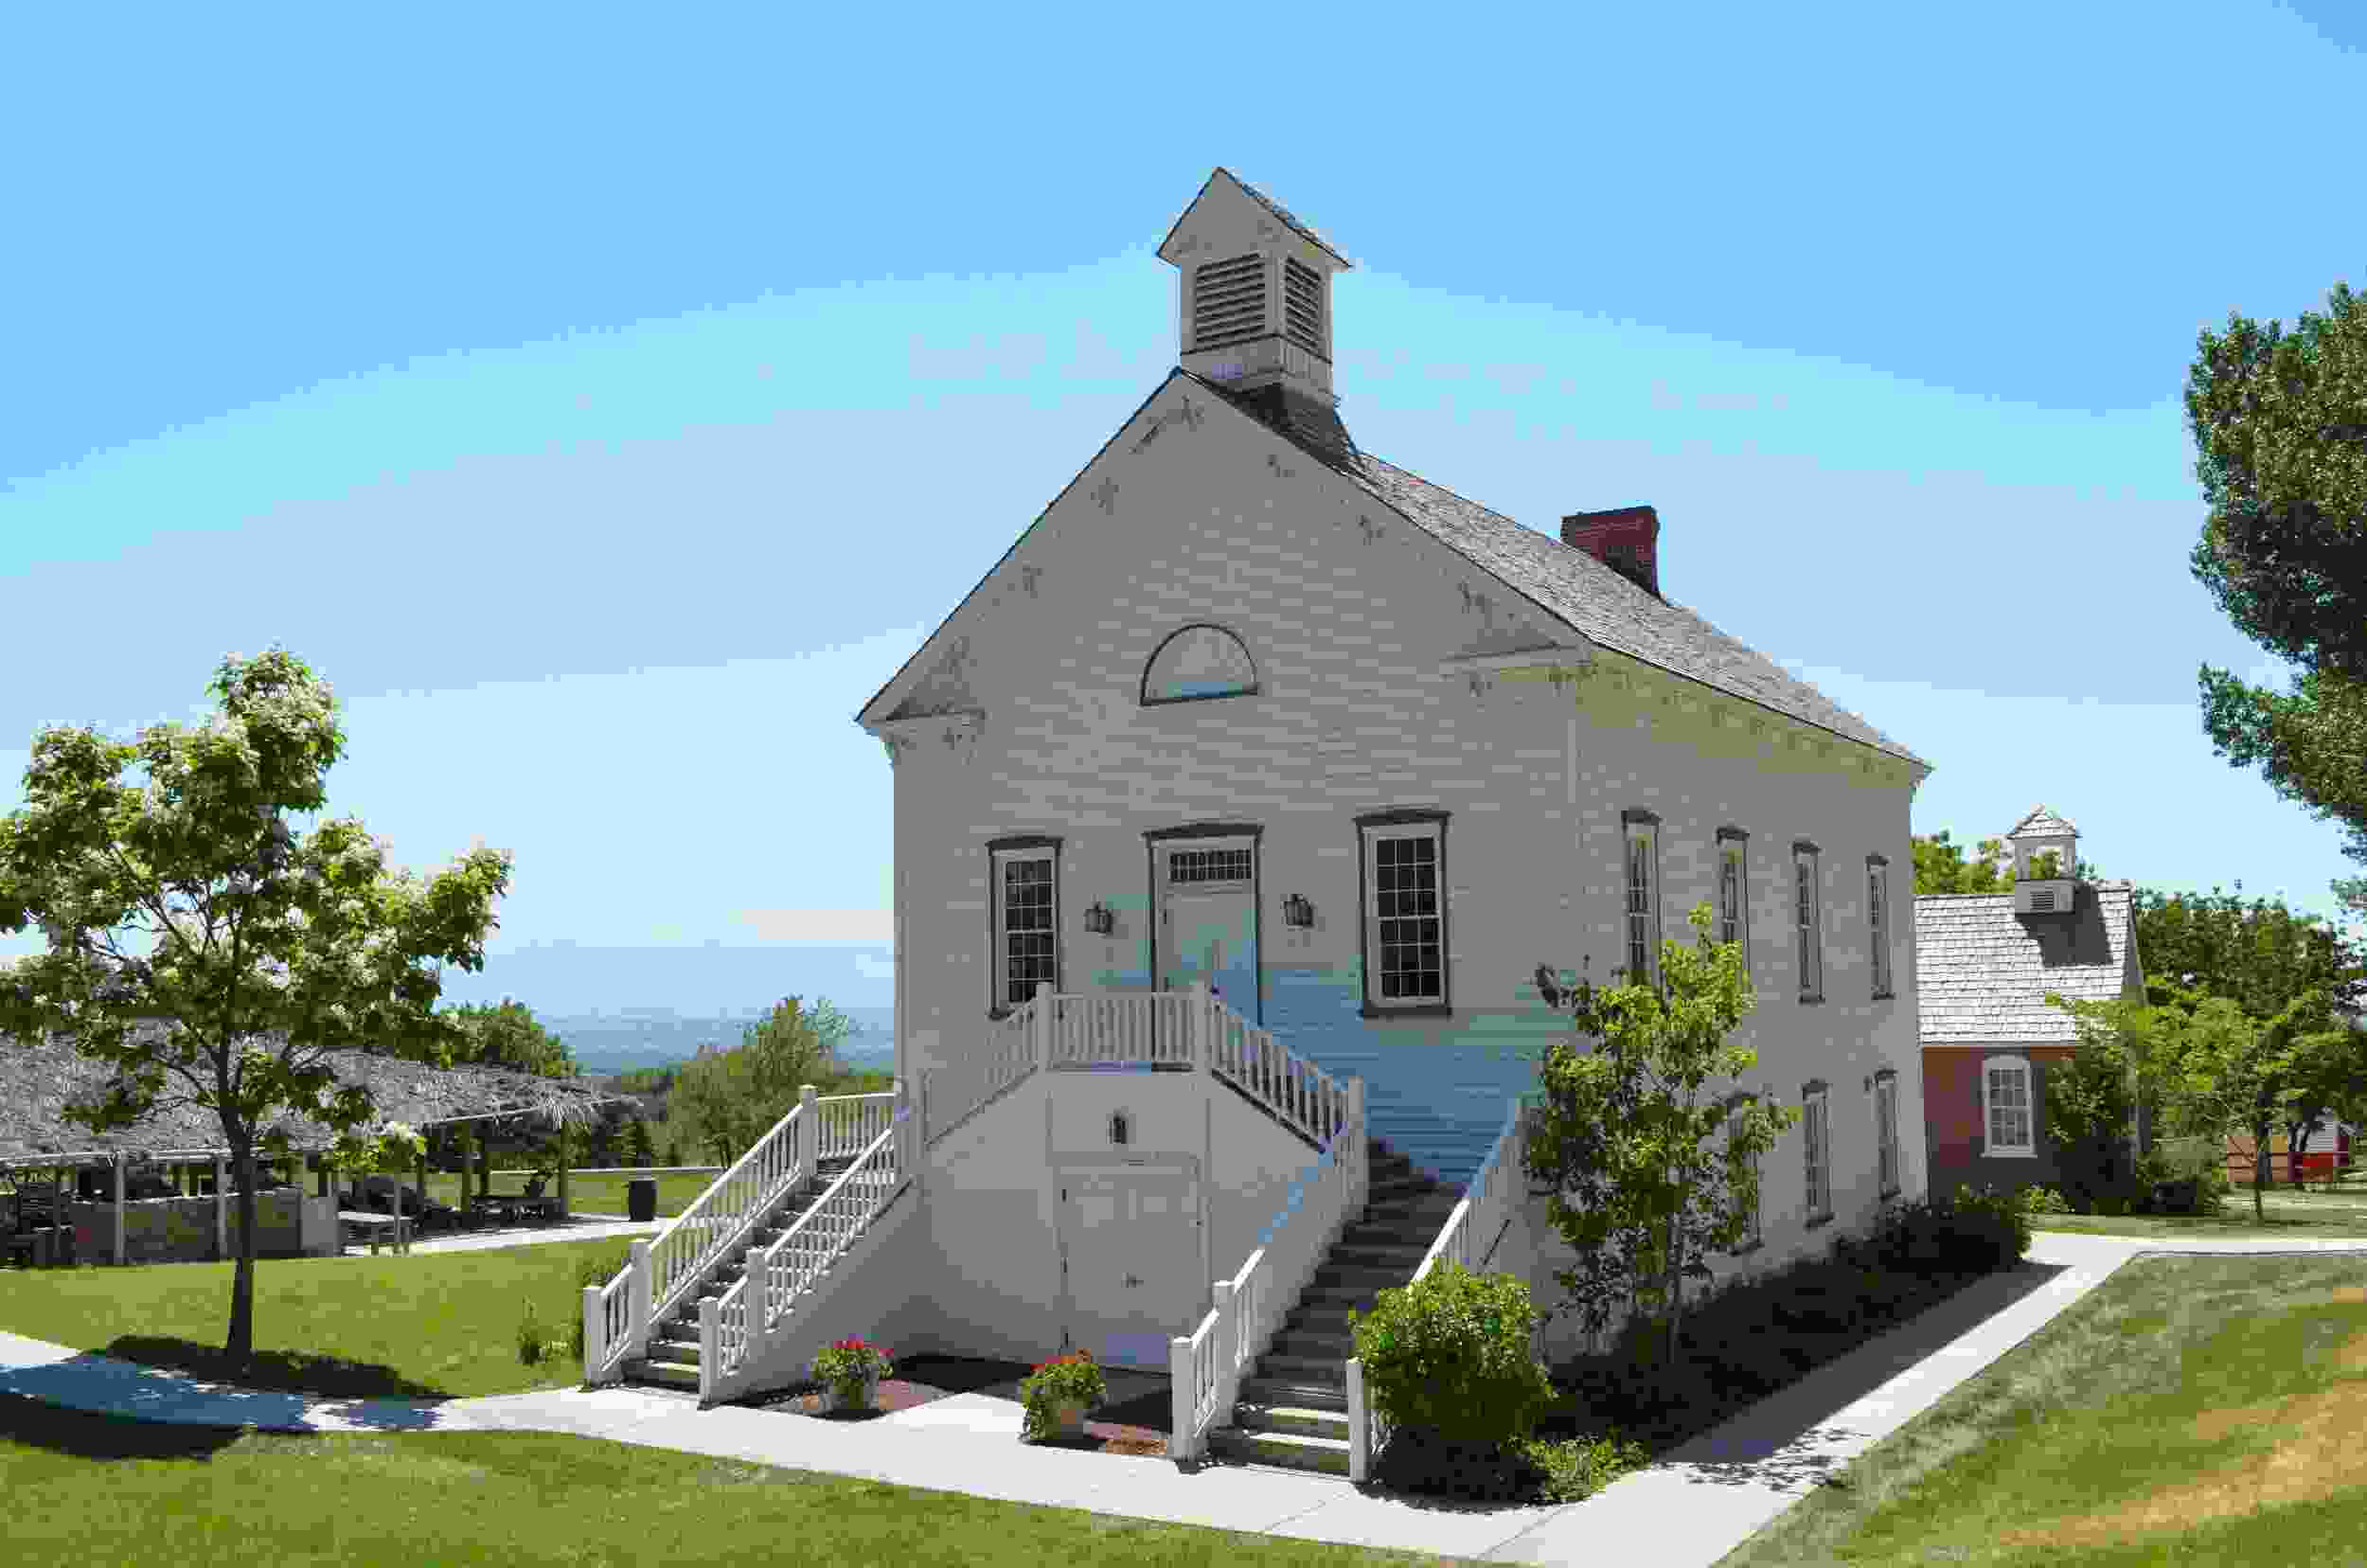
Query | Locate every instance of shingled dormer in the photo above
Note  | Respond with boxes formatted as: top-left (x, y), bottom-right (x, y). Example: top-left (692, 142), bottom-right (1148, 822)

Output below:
top-left (1159, 168), bottom-right (1352, 408)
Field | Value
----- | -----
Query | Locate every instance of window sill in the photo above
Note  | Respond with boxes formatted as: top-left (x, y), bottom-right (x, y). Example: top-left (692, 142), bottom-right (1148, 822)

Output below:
top-left (1361, 1003), bottom-right (1452, 1019)
top-left (1981, 1149), bottom-right (2039, 1160)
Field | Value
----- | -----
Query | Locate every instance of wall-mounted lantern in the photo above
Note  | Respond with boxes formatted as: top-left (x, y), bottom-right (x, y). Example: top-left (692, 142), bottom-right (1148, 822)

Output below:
top-left (1082, 900), bottom-right (1116, 936)
top-left (1283, 893), bottom-right (1314, 929)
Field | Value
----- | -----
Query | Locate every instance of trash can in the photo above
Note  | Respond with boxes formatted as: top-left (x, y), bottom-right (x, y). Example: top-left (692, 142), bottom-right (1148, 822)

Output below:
top-left (628, 1179), bottom-right (658, 1222)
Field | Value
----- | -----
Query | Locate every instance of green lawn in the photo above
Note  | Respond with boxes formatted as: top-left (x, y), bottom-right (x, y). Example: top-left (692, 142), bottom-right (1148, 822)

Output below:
top-left (2033, 1182), bottom-right (2367, 1240)
top-left (1717, 1252), bottom-right (2367, 1566)
top-left (0, 1402), bottom-right (1440, 1568)
top-left (0, 1238), bottom-right (639, 1399)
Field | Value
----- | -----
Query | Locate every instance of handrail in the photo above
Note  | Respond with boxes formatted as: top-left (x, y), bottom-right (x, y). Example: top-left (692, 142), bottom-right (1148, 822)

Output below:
top-left (703, 1119), bottom-right (906, 1399)
top-left (922, 994), bottom-right (1041, 1149)
top-left (1201, 989), bottom-right (1350, 1150)
top-left (640, 1096), bottom-right (809, 1335)
top-left (1410, 1100), bottom-right (1525, 1283)
top-left (1170, 1087), bottom-right (1365, 1462)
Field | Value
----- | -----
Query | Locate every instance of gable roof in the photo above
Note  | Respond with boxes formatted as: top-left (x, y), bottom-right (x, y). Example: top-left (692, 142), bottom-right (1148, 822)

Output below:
top-left (2006, 805), bottom-right (2078, 838)
top-left (1913, 882), bottom-right (2140, 1043)
top-left (1189, 374), bottom-right (1927, 766)
top-left (859, 367), bottom-right (1931, 770)
top-left (1159, 168), bottom-right (1352, 267)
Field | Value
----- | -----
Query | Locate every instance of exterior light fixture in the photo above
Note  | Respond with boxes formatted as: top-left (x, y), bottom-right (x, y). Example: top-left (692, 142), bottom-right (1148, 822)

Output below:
top-left (1082, 900), bottom-right (1115, 936)
top-left (1283, 893), bottom-right (1314, 929)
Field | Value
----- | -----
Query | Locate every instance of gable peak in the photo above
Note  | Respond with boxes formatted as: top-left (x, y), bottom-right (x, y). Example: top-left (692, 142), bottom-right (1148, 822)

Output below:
top-left (1159, 169), bottom-right (1350, 410)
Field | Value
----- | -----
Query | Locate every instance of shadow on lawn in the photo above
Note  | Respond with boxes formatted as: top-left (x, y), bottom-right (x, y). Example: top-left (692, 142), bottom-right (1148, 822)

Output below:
top-left (1643, 1257), bottom-right (2073, 1492)
top-left (98, 1336), bottom-right (450, 1402)
top-left (0, 1393), bottom-right (248, 1461)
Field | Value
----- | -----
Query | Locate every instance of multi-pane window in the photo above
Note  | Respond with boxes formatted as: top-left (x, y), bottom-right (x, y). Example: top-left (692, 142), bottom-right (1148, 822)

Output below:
top-left (1794, 842), bottom-right (1823, 1002)
top-left (1361, 814), bottom-right (1448, 1008)
top-left (1717, 828), bottom-right (1750, 979)
top-left (1623, 811), bottom-right (1661, 988)
top-left (1169, 846), bottom-right (1253, 884)
top-left (1876, 1070), bottom-right (1900, 1197)
top-left (1867, 855), bottom-right (1894, 998)
top-left (1804, 1081), bottom-right (1832, 1222)
top-left (988, 840), bottom-right (1059, 1010)
top-left (1727, 1096), bottom-right (1764, 1252)
top-left (1983, 1057), bottom-right (2036, 1156)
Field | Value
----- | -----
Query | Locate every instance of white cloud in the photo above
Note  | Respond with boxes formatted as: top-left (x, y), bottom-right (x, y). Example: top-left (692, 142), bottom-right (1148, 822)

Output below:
top-left (733, 908), bottom-right (894, 943)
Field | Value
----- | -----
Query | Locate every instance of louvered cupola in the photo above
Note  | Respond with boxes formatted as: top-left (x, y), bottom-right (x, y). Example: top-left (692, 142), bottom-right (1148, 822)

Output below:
top-left (2004, 805), bottom-right (2080, 917)
top-left (1159, 168), bottom-right (1352, 408)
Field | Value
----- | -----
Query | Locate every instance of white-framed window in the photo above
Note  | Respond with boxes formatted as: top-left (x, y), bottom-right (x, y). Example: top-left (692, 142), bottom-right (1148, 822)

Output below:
top-left (1622, 810), bottom-right (1662, 988)
top-left (1804, 1080), bottom-right (1832, 1223)
top-left (988, 837), bottom-right (1060, 1012)
top-left (1717, 827), bottom-right (1750, 979)
top-left (1875, 1070), bottom-right (1900, 1197)
top-left (1359, 811), bottom-right (1448, 1010)
top-left (1983, 1056), bottom-right (2037, 1157)
top-left (1794, 841), bottom-right (1823, 1002)
top-left (1867, 854), bottom-right (1894, 999)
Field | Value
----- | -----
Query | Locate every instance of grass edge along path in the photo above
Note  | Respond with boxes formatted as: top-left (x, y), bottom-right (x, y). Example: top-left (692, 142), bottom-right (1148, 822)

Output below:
top-left (0, 1405), bottom-right (1450, 1568)
top-left (1715, 1251), bottom-right (2367, 1567)
top-left (0, 1238), bottom-right (639, 1401)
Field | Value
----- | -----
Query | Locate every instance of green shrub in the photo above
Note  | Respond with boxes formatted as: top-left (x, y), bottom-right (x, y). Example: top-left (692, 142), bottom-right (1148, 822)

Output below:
top-left (1349, 1261), bottom-right (1555, 1447)
top-left (517, 1303), bottom-right (549, 1366)
top-left (1872, 1185), bottom-right (2029, 1276)
top-left (2018, 1184), bottom-right (2072, 1215)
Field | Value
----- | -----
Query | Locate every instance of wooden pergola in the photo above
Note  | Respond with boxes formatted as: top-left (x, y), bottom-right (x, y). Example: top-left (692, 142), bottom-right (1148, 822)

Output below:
top-left (0, 1021), bottom-right (624, 1264)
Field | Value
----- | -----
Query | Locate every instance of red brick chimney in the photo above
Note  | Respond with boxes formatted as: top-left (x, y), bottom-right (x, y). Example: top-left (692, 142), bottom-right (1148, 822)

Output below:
top-left (1560, 506), bottom-right (1661, 597)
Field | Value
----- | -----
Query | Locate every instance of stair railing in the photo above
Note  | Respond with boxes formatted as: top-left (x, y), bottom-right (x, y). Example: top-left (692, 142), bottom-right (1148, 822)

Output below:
top-left (1199, 985), bottom-right (1351, 1151)
top-left (1346, 1096), bottom-right (1528, 1479)
top-left (920, 989), bottom-right (1043, 1149)
top-left (1168, 1077), bottom-right (1365, 1464)
top-left (702, 1114), bottom-right (908, 1400)
top-left (816, 1090), bottom-right (897, 1160)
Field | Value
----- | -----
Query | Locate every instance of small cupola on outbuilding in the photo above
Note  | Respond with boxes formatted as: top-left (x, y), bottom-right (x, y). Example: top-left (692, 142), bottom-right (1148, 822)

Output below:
top-left (1159, 168), bottom-right (1353, 409)
top-left (2004, 805), bottom-right (2080, 916)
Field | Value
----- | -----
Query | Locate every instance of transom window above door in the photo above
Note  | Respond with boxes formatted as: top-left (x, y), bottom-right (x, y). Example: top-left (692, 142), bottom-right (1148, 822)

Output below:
top-left (1142, 624), bottom-right (1259, 705)
top-left (1168, 846), bottom-right (1253, 885)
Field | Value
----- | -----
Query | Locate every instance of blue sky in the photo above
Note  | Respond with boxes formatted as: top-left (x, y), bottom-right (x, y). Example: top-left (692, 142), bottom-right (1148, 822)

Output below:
top-left (5, 4), bottom-right (2364, 1020)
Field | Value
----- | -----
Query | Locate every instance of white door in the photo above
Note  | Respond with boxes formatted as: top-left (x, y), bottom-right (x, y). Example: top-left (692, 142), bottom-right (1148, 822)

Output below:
top-left (1058, 1164), bottom-right (1202, 1367)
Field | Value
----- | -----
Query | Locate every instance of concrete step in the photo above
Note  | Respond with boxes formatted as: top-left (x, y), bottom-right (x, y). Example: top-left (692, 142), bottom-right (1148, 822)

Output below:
top-left (1268, 1329), bottom-right (1356, 1362)
top-left (1257, 1351), bottom-right (1347, 1386)
top-left (1237, 1375), bottom-right (1348, 1413)
top-left (1308, 1264), bottom-right (1415, 1296)
top-left (1207, 1425), bottom-right (1351, 1475)
top-left (1231, 1401), bottom-right (1352, 1441)
top-left (625, 1358), bottom-right (700, 1391)
top-left (1326, 1240), bottom-right (1432, 1270)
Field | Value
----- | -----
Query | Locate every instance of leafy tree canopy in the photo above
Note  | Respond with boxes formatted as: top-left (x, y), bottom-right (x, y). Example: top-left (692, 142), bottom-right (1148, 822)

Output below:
top-left (0, 647), bottom-right (508, 1367)
top-left (2186, 279), bottom-right (2367, 878)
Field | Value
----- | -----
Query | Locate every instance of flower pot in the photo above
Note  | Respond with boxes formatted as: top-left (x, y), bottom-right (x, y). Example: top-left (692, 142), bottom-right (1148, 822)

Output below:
top-left (827, 1375), bottom-right (881, 1413)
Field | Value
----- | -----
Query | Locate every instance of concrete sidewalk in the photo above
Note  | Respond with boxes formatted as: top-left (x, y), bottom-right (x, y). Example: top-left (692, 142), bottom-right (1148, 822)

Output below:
top-left (3, 1232), bottom-right (2363, 1564)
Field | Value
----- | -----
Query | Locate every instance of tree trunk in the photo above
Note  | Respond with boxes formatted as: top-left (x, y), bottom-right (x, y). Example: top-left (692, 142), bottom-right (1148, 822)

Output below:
top-left (2252, 1116), bottom-right (2271, 1222)
top-left (1663, 1216), bottom-right (1685, 1371)
top-left (224, 1132), bottom-right (259, 1371)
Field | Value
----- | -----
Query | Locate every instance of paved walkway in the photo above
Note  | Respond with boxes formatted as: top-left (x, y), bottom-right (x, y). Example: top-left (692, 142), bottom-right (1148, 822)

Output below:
top-left (2, 1231), bottom-right (2363, 1564)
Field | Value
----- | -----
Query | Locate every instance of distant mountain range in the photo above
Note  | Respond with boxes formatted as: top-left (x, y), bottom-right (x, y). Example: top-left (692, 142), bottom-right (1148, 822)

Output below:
top-left (549, 1006), bottom-right (895, 1078)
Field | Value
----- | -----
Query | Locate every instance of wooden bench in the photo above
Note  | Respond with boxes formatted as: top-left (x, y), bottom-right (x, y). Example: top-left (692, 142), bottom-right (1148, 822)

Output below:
top-left (464, 1192), bottom-right (561, 1226)
top-left (338, 1210), bottom-right (410, 1256)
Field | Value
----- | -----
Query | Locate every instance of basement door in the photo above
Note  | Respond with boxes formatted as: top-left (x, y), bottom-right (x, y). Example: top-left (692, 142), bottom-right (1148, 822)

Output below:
top-left (1057, 1160), bottom-right (1202, 1368)
top-left (1159, 835), bottom-right (1258, 1024)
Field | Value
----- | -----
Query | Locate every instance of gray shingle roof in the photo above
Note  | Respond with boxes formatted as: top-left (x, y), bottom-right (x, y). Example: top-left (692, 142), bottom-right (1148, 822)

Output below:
top-left (1185, 366), bottom-right (1927, 766)
top-left (2006, 805), bottom-right (2078, 837)
top-left (1207, 168), bottom-right (1351, 267)
top-left (1914, 882), bottom-right (2140, 1043)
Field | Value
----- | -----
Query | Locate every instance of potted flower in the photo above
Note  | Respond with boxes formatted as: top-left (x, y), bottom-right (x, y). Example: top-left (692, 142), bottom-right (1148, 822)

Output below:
top-left (810, 1337), bottom-right (894, 1413)
top-left (1018, 1348), bottom-right (1106, 1441)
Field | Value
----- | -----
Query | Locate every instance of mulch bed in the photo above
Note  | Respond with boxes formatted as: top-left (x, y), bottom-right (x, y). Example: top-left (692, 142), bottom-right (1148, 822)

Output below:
top-left (738, 1354), bottom-right (1174, 1456)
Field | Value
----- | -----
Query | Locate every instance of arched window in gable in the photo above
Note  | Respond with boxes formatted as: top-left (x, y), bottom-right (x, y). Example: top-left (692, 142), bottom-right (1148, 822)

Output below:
top-left (1142, 624), bottom-right (1259, 705)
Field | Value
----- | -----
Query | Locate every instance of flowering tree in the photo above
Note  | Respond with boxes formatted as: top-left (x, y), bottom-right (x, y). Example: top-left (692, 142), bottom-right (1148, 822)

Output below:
top-left (0, 648), bottom-right (509, 1370)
